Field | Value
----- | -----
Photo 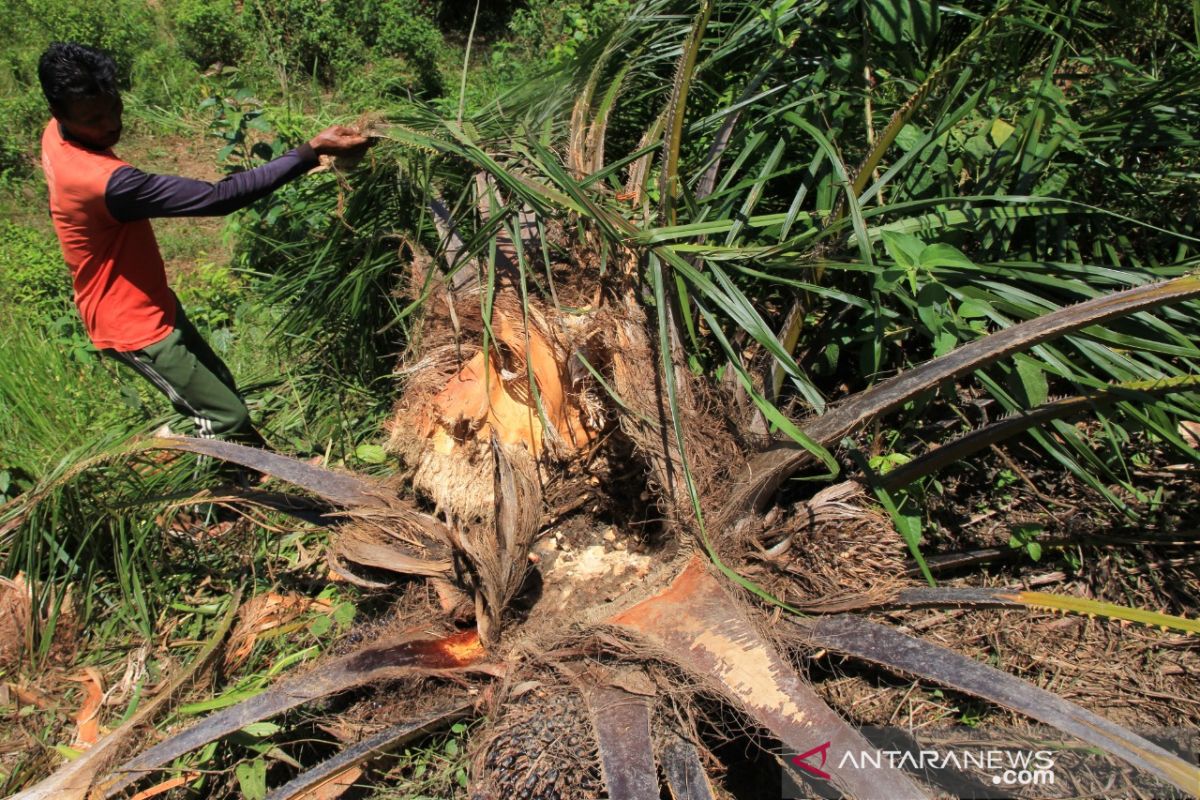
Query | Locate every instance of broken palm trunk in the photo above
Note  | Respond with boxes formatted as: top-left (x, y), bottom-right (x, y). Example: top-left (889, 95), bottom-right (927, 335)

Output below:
top-left (387, 282), bottom-right (599, 528)
top-left (386, 189), bottom-right (603, 643)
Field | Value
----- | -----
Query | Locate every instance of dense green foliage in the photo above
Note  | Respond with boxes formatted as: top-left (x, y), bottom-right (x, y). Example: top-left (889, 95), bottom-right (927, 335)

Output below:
top-left (288, 0), bottom-right (1200, 473)
top-left (223, 0), bottom-right (444, 90)
top-left (0, 221), bottom-right (73, 319)
top-left (227, 0), bottom-right (1200, 600)
top-left (2, 0), bottom-right (1200, 795)
top-left (286, 2), bottom-right (1200, 601)
top-left (171, 0), bottom-right (249, 67)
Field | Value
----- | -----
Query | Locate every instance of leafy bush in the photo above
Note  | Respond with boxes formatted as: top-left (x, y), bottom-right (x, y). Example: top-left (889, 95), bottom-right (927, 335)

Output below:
top-left (370, 0), bottom-right (443, 89)
top-left (240, 0), bottom-right (444, 93)
top-left (0, 222), bottom-right (101, 371)
top-left (199, 88), bottom-right (290, 169)
top-left (170, 0), bottom-right (247, 67)
top-left (0, 222), bottom-right (72, 318)
top-left (464, 0), bottom-right (629, 108)
top-left (339, 57), bottom-right (428, 106)
top-left (0, 90), bottom-right (44, 183)
top-left (128, 41), bottom-right (206, 112)
top-left (176, 262), bottom-right (244, 331)
top-left (508, 0), bottom-right (631, 65)
top-left (244, 0), bottom-right (358, 85)
top-left (0, 0), bottom-right (165, 161)
top-left (9, 0), bottom-right (159, 84)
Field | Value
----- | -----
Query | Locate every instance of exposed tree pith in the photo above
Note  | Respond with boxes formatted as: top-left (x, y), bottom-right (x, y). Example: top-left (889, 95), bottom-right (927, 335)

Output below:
top-left (414, 302), bottom-right (593, 460)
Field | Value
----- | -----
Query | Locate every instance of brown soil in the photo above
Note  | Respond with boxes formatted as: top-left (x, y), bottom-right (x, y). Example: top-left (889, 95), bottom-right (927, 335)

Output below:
top-left (114, 126), bottom-right (231, 281)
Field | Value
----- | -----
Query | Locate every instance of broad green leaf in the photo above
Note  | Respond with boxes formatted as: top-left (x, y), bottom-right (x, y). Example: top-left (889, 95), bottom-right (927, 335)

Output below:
top-left (354, 443), bottom-right (387, 464)
top-left (933, 330), bottom-right (958, 356)
top-left (308, 615), bottom-right (333, 636)
top-left (916, 283), bottom-right (950, 334)
top-left (332, 601), bottom-right (356, 628)
top-left (919, 243), bottom-right (975, 269)
top-left (235, 758), bottom-right (267, 800)
top-left (957, 298), bottom-right (992, 319)
top-left (869, 479), bottom-right (934, 586)
top-left (1014, 355), bottom-right (1049, 405)
top-left (990, 117), bottom-right (1016, 147)
top-left (881, 231), bottom-right (924, 269)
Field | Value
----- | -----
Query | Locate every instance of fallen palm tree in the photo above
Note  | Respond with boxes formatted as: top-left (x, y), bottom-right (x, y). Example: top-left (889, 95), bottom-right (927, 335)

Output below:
top-left (7, 0), bottom-right (1200, 797)
top-left (26, 268), bottom-right (1190, 800)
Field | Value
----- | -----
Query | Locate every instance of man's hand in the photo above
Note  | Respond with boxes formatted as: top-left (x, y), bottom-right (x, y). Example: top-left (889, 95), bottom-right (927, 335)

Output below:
top-left (308, 125), bottom-right (371, 157)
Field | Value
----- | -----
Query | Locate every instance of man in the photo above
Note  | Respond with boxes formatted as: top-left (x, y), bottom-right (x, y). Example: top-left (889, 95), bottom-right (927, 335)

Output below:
top-left (38, 41), bottom-right (370, 445)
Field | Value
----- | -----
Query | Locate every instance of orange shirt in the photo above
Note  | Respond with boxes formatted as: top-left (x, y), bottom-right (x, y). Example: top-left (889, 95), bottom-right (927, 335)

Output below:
top-left (41, 121), bottom-right (175, 351)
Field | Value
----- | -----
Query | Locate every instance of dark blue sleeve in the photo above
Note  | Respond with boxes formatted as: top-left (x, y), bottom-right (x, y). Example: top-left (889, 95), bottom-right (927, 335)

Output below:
top-left (105, 144), bottom-right (319, 221)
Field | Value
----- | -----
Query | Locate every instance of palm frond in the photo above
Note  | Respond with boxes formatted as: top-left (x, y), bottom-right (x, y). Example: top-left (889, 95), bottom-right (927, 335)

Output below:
top-left (795, 614), bottom-right (1200, 795)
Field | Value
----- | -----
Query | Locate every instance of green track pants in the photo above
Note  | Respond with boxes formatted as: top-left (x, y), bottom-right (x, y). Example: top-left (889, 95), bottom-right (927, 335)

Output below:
top-left (104, 301), bottom-right (261, 443)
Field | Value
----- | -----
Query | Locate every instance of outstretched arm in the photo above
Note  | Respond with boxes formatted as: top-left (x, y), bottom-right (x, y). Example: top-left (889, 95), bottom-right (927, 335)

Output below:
top-left (105, 125), bottom-right (369, 221)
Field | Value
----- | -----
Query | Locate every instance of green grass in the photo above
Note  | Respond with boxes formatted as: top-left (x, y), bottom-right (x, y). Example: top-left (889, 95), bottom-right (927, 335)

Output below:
top-left (367, 720), bottom-right (476, 799)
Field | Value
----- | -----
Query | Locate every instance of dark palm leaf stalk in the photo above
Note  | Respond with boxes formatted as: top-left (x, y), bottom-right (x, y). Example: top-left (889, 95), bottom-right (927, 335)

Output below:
top-left (10, 0), bottom-right (1200, 797)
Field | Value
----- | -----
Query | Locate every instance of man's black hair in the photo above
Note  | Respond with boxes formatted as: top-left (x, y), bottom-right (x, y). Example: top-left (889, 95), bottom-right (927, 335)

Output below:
top-left (38, 42), bottom-right (119, 112)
